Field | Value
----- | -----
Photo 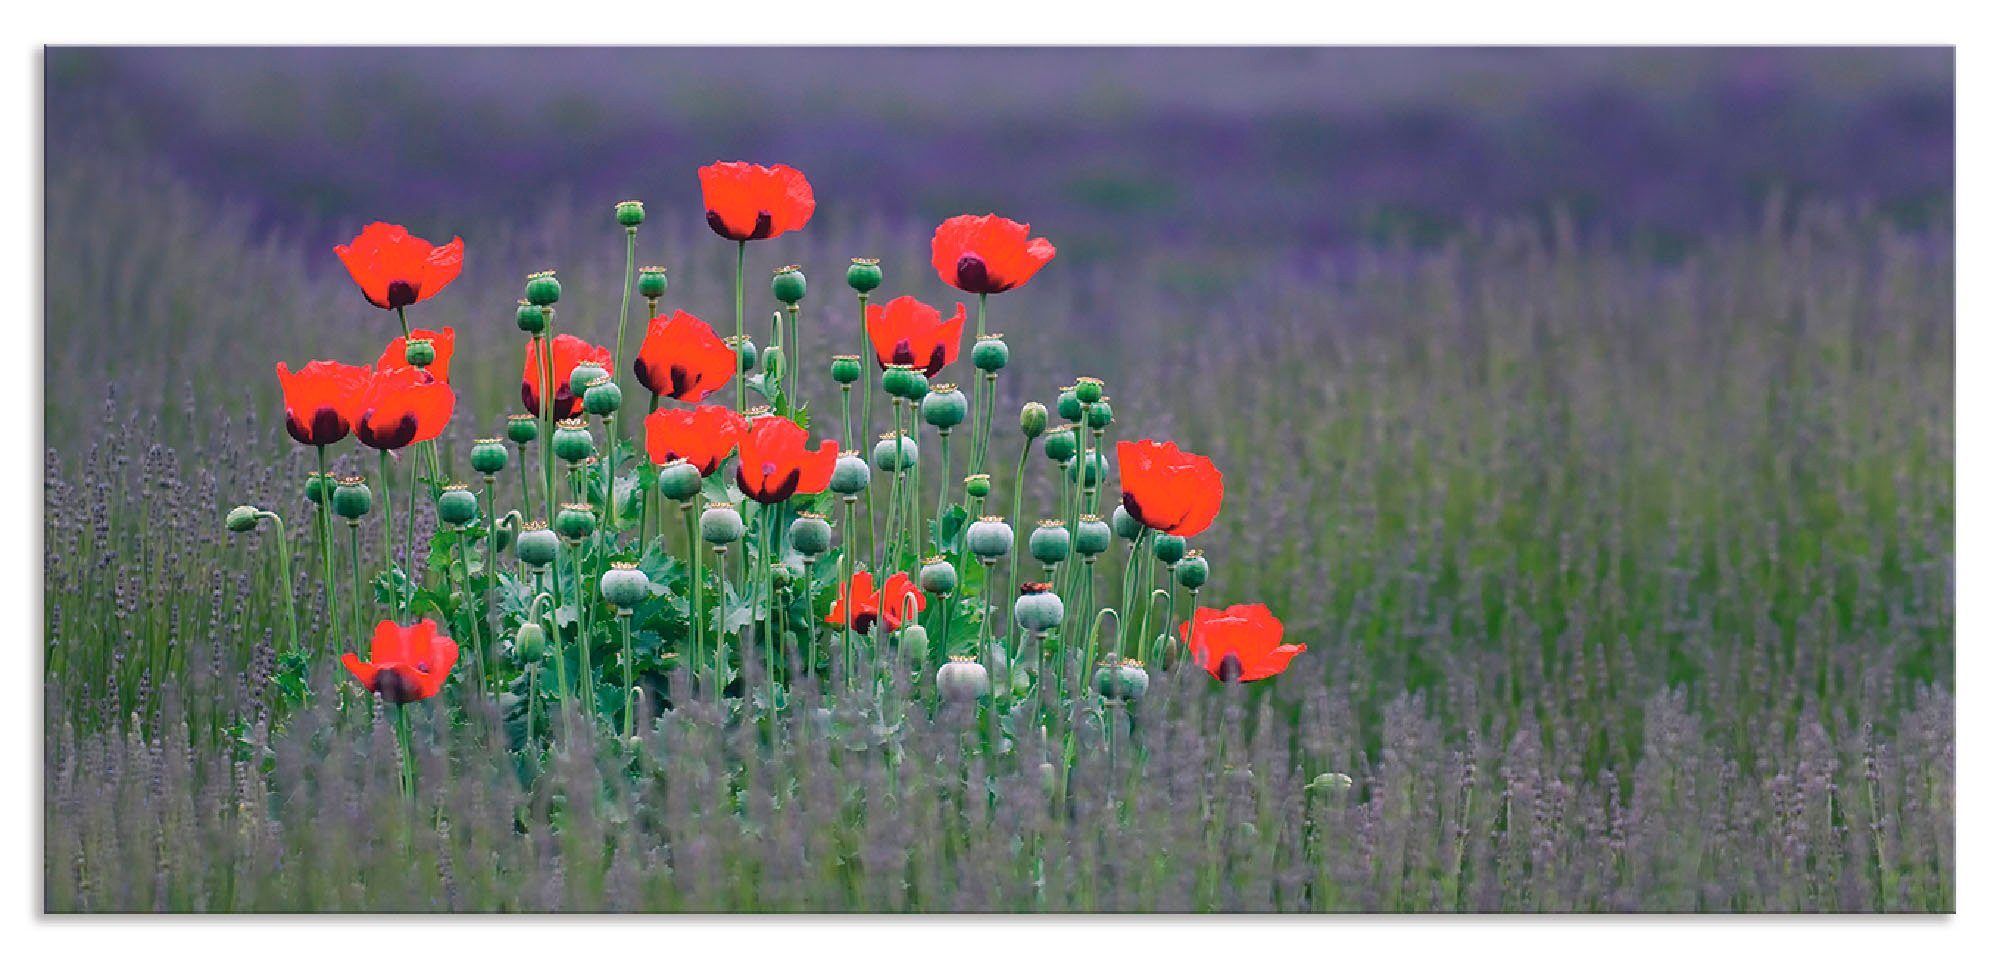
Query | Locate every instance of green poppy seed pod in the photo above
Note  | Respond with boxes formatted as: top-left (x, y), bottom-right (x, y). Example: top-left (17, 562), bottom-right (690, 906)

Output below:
top-left (1056, 388), bottom-right (1083, 422)
top-left (599, 562), bottom-right (651, 610)
top-left (224, 505), bottom-right (261, 533)
top-left (1028, 520), bottom-right (1071, 565)
top-left (470, 437), bottom-right (510, 475)
top-left (614, 199), bottom-right (645, 228)
top-left (583, 377), bottom-right (623, 417)
top-left (517, 524), bottom-right (560, 568)
top-left (568, 362), bottom-right (606, 396)
top-left (700, 504), bottom-right (744, 546)
top-left (552, 419), bottom-right (596, 464)
top-left (726, 335), bottom-right (757, 372)
top-left (658, 460), bottom-right (703, 501)
top-left (303, 472), bottom-right (330, 506)
top-left (332, 477), bottom-right (373, 521)
top-left (403, 338), bottom-right (437, 368)
top-left (1112, 504), bottom-right (1142, 540)
top-left (972, 334), bottom-right (1010, 373)
top-left (771, 265), bottom-right (807, 305)
top-left (506, 414), bottom-right (540, 445)
top-left (524, 271), bottom-right (562, 307)
top-left (1085, 398), bottom-right (1115, 430)
top-left (516, 299), bottom-right (547, 334)
top-left (1073, 376), bottom-right (1104, 404)
top-left (1067, 450), bottom-right (1108, 488)
top-left (918, 556), bottom-right (958, 594)
top-left (846, 257), bottom-right (883, 293)
top-left (963, 473), bottom-right (991, 499)
top-left (638, 266), bottom-right (668, 300)
top-left (829, 453), bottom-right (871, 496)
top-left (1043, 426), bottom-right (1078, 463)
top-left (936, 656), bottom-right (990, 702)
top-left (1074, 515), bottom-right (1112, 557)
top-left (881, 364), bottom-right (918, 400)
top-left (830, 354), bottom-right (862, 385)
top-left (762, 344), bottom-right (785, 381)
top-left (1094, 659), bottom-right (1151, 701)
top-left (921, 384), bottom-right (968, 430)
top-left (1020, 401), bottom-right (1048, 439)
top-left (1152, 533), bottom-right (1187, 564)
top-left (790, 513), bottom-right (833, 556)
top-left (1175, 551), bottom-right (1210, 589)
top-left (1013, 582), bottom-right (1065, 634)
top-left (966, 516), bottom-right (1013, 560)
top-left (554, 502), bottom-right (597, 542)
top-left (872, 432), bottom-right (918, 473)
top-left (515, 622), bottom-right (547, 662)
top-left (437, 485), bottom-right (480, 527)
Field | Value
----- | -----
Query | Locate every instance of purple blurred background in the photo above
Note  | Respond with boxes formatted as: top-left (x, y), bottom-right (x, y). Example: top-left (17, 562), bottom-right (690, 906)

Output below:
top-left (45, 47), bottom-right (1950, 260)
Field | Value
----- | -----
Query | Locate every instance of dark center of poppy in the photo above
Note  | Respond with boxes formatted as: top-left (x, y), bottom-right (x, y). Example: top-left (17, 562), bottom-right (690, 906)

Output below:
top-left (955, 253), bottom-right (994, 293)
top-left (374, 667), bottom-right (422, 704)
top-left (1217, 653), bottom-right (1244, 684)
top-left (890, 340), bottom-right (916, 366)
top-left (358, 411), bottom-right (418, 451)
top-left (668, 364), bottom-right (694, 398)
top-left (385, 279), bottom-right (419, 310)
top-left (287, 406), bottom-right (348, 447)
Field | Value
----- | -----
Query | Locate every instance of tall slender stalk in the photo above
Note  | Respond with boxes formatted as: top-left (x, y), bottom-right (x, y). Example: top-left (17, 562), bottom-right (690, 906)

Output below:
top-left (313, 446), bottom-right (338, 630)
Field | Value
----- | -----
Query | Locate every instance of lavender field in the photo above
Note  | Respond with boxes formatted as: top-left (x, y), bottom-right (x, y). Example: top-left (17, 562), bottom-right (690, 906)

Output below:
top-left (41, 48), bottom-right (1953, 912)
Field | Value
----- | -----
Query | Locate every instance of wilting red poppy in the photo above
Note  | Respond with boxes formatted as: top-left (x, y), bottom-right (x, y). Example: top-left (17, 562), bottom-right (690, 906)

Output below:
top-left (522, 333), bottom-right (612, 420)
top-left (342, 618), bottom-right (460, 703)
top-left (645, 404), bottom-right (746, 476)
top-left (826, 570), bottom-right (926, 634)
top-left (376, 326), bottom-right (456, 383)
top-left (1116, 439), bottom-right (1225, 538)
top-left (735, 416), bottom-right (838, 504)
top-left (866, 295), bottom-right (967, 377)
top-left (931, 214), bottom-right (1056, 295)
top-left (1181, 604), bottom-right (1303, 683)
top-left (633, 310), bottom-right (735, 401)
top-left (334, 222), bottom-right (465, 310)
top-left (275, 360), bottom-right (373, 447)
top-left (698, 161), bottom-right (815, 242)
top-left (356, 367), bottom-right (456, 451)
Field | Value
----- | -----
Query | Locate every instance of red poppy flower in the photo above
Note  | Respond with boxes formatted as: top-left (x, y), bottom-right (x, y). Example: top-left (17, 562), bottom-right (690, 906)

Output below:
top-left (1181, 604), bottom-right (1304, 683)
top-left (826, 570), bottom-right (927, 634)
top-left (1115, 439), bottom-right (1225, 538)
top-left (522, 333), bottom-right (612, 420)
top-left (356, 367), bottom-right (456, 451)
top-left (334, 222), bottom-right (465, 310)
top-left (644, 404), bottom-right (747, 476)
top-left (735, 416), bottom-right (838, 504)
top-left (342, 618), bottom-right (460, 703)
top-left (698, 161), bottom-right (815, 242)
top-left (930, 214), bottom-right (1056, 295)
top-left (866, 295), bottom-right (967, 377)
top-left (633, 310), bottom-right (735, 401)
top-left (275, 360), bottom-right (373, 447)
top-left (377, 326), bottom-right (456, 383)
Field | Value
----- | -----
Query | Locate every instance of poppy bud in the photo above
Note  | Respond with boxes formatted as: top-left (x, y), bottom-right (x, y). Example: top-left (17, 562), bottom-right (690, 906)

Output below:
top-left (790, 512), bottom-right (832, 556)
top-left (583, 377), bottom-right (623, 417)
top-left (1152, 533), bottom-right (1186, 564)
top-left (1093, 659), bottom-right (1150, 701)
top-left (638, 266), bottom-right (668, 300)
top-left (516, 300), bottom-right (547, 335)
top-left (771, 265), bottom-right (807, 305)
top-left (658, 460), bottom-right (703, 501)
top-left (1014, 582), bottom-right (1064, 634)
top-left (872, 432), bottom-right (918, 473)
top-left (830, 354), bottom-right (862, 385)
top-left (1067, 450), bottom-right (1108, 488)
top-left (496, 510), bottom-right (521, 552)
top-left (882, 364), bottom-right (922, 401)
top-left (963, 473), bottom-right (991, 499)
top-left (920, 384), bottom-right (968, 430)
top-left (1174, 551), bottom-right (1209, 589)
top-left (568, 362), bottom-right (607, 397)
top-left (614, 200), bottom-right (646, 228)
top-left (936, 656), bottom-right (989, 702)
top-left (404, 338), bottom-right (437, 368)
top-left (524, 270), bottom-right (562, 307)
top-left (1043, 426), bottom-right (1078, 463)
top-left (463, 438), bottom-right (507, 475)
top-left (1074, 377), bottom-right (1105, 405)
top-left (517, 523), bottom-right (560, 568)
top-left (224, 505), bottom-right (261, 533)
top-left (332, 476), bottom-right (373, 521)
top-left (1085, 398), bottom-right (1114, 430)
top-left (762, 344), bottom-right (785, 381)
top-left (1074, 515), bottom-right (1112, 557)
top-left (700, 504), bottom-right (744, 546)
top-left (846, 257), bottom-right (883, 293)
top-left (516, 622), bottom-right (547, 662)
top-left (1056, 388), bottom-right (1083, 422)
top-left (967, 516), bottom-right (1013, 560)
top-left (972, 334), bottom-right (1009, 373)
top-left (1307, 772), bottom-right (1355, 795)
top-left (599, 561), bottom-right (651, 610)
top-left (506, 413), bottom-right (540, 445)
top-left (898, 624), bottom-right (929, 663)
top-left (1112, 505), bottom-right (1141, 540)
top-left (1020, 402), bottom-right (1048, 439)
top-left (725, 335), bottom-right (757, 372)
top-left (552, 419), bottom-right (596, 464)
top-left (1028, 520), bottom-right (1071, 565)
top-left (555, 502), bottom-right (596, 542)
top-left (919, 555), bottom-right (958, 594)
top-left (437, 484), bottom-right (480, 527)
top-left (829, 453), bottom-right (871, 496)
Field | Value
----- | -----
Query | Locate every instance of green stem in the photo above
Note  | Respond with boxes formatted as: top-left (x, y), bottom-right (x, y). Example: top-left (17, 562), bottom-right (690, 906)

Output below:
top-left (378, 450), bottom-right (395, 593)
top-left (347, 521), bottom-right (366, 651)
top-left (685, 504), bottom-right (705, 701)
top-left (733, 241), bottom-right (746, 414)
top-left (538, 326), bottom-right (557, 525)
top-left (392, 702), bottom-right (415, 802)
top-left (482, 478), bottom-right (498, 687)
top-left (404, 454), bottom-right (420, 621)
top-left (569, 542), bottom-right (592, 721)
top-left (620, 612), bottom-right (636, 738)
top-left (258, 513), bottom-right (300, 655)
top-left (613, 227), bottom-right (637, 391)
top-left (840, 496), bottom-right (857, 683)
top-left (313, 446), bottom-right (338, 643)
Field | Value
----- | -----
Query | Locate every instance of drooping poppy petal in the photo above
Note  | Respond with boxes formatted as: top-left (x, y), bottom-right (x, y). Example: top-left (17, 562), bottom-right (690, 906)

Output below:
top-left (1181, 604), bottom-right (1304, 683)
top-left (633, 310), bottom-right (736, 401)
top-left (377, 326), bottom-right (456, 383)
top-left (698, 162), bottom-right (815, 242)
top-left (865, 296), bottom-right (966, 377)
top-left (644, 404), bottom-right (747, 476)
top-left (734, 416), bottom-right (838, 504)
top-left (334, 222), bottom-right (464, 310)
top-left (522, 333), bottom-right (612, 420)
top-left (930, 214), bottom-right (1056, 295)
top-left (1116, 439), bottom-right (1225, 538)
top-left (355, 366), bottom-right (456, 451)
top-left (343, 618), bottom-right (459, 703)
top-left (275, 360), bottom-right (374, 447)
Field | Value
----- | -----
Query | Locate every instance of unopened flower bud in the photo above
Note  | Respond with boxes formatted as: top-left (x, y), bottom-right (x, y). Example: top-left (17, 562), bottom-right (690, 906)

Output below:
top-left (658, 460), bottom-right (703, 501)
top-left (516, 299), bottom-right (547, 335)
top-left (517, 523), bottom-right (559, 568)
top-left (972, 334), bottom-right (1009, 373)
top-left (1013, 582), bottom-right (1064, 634)
top-left (224, 505), bottom-right (261, 533)
top-left (599, 562), bottom-right (651, 609)
top-left (437, 484), bottom-right (480, 527)
top-left (921, 384), bottom-right (968, 430)
top-left (846, 257), bottom-right (883, 293)
top-left (403, 338), bottom-right (436, 368)
top-left (936, 656), bottom-right (989, 702)
top-left (1152, 533), bottom-right (1186, 564)
top-left (918, 556), bottom-right (958, 594)
top-left (552, 419), bottom-right (596, 464)
top-left (524, 270), bottom-right (562, 307)
top-left (789, 512), bottom-right (832, 556)
top-left (470, 437), bottom-right (509, 474)
top-left (700, 504), bottom-right (744, 545)
top-left (829, 453), bottom-right (871, 496)
top-left (1075, 515), bottom-right (1112, 557)
top-left (332, 476), bottom-right (373, 521)
top-left (515, 622), bottom-right (547, 662)
top-left (1020, 401), bottom-right (1048, 439)
top-left (554, 502), bottom-right (597, 542)
top-left (830, 354), bottom-right (862, 385)
top-left (583, 377), bottom-right (623, 417)
top-left (1028, 520), bottom-right (1071, 565)
top-left (966, 516), bottom-right (1013, 559)
top-left (1043, 426), bottom-right (1078, 463)
top-left (506, 414), bottom-right (540, 445)
top-left (762, 344), bottom-right (785, 380)
top-left (897, 623), bottom-right (929, 661)
top-left (614, 199), bottom-right (645, 228)
top-left (638, 266), bottom-right (668, 299)
top-left (1174, 551), bottom-right (1209, 589)
top-left (872, 432), bottom-right (918, 473)
top-left (771, 265), bottom-right (807, 305)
